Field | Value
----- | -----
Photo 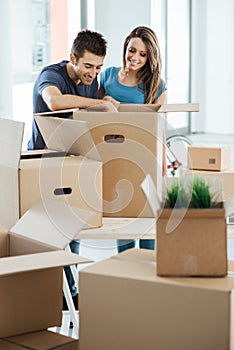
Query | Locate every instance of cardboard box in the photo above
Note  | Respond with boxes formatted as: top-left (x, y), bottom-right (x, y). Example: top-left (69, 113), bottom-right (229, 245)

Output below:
top-left (0, 117), bottom-right (102, 230)
top-left (188, 145), bottom-right (231, 171)
top-left (0, 198), bottom-right (91, 338)
top-left (79, 249), bottom-right (234, 350)
top-left (36, 103), bottom-right (198, 218)
top-left (142, 174), bottom-right (228, 276)
top-left (182, 168), bottom-right (234, 200)
top-left (156, 207), bottom-right (227, 276)
top-left (4, 330), bottom-right (78, 350)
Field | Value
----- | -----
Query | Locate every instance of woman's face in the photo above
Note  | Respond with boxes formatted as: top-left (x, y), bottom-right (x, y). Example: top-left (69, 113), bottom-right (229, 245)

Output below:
top-left (125, 37), bottom-right (148, 72)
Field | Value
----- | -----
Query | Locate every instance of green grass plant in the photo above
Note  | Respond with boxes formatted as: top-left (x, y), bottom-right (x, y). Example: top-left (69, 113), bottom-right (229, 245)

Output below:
top-left (191, 176), bottom-right (211, 208)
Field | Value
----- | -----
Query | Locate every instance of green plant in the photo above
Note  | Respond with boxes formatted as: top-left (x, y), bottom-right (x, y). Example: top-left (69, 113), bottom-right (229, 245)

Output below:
top-left (192, 176), bottom-right (211, 208)
top-left (165, 176), bottom-right (215, 209)
top-left (166, 179), bottom-right (190, 209)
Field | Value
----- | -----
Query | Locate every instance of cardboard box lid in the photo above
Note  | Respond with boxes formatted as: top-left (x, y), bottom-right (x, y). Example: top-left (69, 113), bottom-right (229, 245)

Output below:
top-left (80, 102), bottom-right (199, 113)
top-left (0, 339), bottom-right (24, 350)
top-left (5, 330), bottom-right (78, 350)
top-left (0, 118), bottom-right (25, 230)
top-left (0, 117), bottom-right (24, 169)
top-left (10, 199), bottom-right (94, 249)
top-left (81, 248), bottom-right (234, 292)
top-left (34, 115), bottom-right (101, 161)
top-left (0, 249), bottom-right (89, 277)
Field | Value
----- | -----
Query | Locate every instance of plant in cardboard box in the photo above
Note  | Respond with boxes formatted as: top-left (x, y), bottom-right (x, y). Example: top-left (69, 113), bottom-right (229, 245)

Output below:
top-left (157, 175), bottom-right (227, 277)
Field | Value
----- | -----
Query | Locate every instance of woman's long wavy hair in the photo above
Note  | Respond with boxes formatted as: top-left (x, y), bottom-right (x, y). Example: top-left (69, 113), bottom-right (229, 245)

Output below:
top-left (122, 26), bottom-right (162, 104)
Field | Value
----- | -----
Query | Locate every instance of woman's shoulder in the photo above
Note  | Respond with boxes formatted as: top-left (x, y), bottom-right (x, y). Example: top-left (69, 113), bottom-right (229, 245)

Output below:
top-left (102, 66), bottom-right (120, 76)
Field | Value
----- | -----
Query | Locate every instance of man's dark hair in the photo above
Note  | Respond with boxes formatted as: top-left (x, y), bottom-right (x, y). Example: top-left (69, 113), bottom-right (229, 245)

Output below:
top-left (71, 29), bottom-right (107, 60)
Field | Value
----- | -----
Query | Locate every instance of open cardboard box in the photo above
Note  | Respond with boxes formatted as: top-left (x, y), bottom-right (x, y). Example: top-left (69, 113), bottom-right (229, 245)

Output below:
top-left (0, 117), bottom-right (102, 230)
top-left (2, 330), bottom-right (78, 350)
top-left (79, 248), bottom-right (234, 350)
top-left (0, 198), bottom-right (92, 338)
top-left (34, 103), bottom-right (199, 218)
top-left (141, 174), bottom-right (234, 277)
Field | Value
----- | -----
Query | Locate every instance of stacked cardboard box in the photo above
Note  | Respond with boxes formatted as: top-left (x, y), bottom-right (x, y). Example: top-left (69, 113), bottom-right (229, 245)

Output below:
top-left (0, 117), bottom-right (102, 231)
top-left (186, 145), bottom-right (234, 200)
top-left (0, 117), bottom-right (98, 348)
top-left (35, 103), bottom-right (199, 218)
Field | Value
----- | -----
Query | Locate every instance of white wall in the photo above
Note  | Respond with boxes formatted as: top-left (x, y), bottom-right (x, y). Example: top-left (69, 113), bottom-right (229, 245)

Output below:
top-left (192, 0), bottom-right (234, 134)
top-left (94, 0), bottom-right (152, 69)
top-left (0, 1), bottom-right (13, 118)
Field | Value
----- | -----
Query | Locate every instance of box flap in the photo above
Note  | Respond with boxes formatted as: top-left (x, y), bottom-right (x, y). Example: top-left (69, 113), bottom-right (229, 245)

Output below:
top-left (34, 115), bottom-right (101, 161)
top-left (0, 250), bottom-right (91, 276)
top-left (0, 117), bottom-right (24, 168)
top-left (0, 118), bottom-right (24, 230)
top-left (5, 330), bottom-right (78, 350)
top-left (10, 199), bottom-right (94, 249)
top-left (158, 103), bottom-right (199, 113)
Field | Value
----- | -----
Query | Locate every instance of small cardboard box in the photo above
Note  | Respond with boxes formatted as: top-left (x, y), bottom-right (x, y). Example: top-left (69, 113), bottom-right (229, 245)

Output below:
top-left (156, 207), bottom-right (227, 276)
top-left (38, 103), bottom-right (198, 218)
top-left (79, 249), bottom-right (234, 350)
top-left (141, 174), bottom-right (229, 276)
top-left (4, 330), bottom-right (78, 350)
top-left (0, 198), bottom-right (92, 338)
top-left (182, 167), bottom-right (234, 200)
top-left (0, 117), bottom-right (102, 230)
top-left (188, 145), bottom-right (231, 171)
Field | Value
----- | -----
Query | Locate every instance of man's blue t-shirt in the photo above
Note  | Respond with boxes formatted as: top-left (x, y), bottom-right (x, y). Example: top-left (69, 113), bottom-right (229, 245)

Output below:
top-left (100, 66), bottom-right (167, 104)
top-left (28, 60), bottom-right (98, 150)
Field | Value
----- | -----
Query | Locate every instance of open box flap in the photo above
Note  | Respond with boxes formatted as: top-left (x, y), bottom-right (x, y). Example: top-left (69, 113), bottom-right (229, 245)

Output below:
top-left (34, 115), bottom-right (101, 161)
top-left (10, 199), bottom-right (95, 249)
top-left (0, 118), bottom-right (25, 230)
top-left (0, 250), bottom-right (91, 276)
top-left (158, 103), bottom-right (199, 113)
top-left (0, 118), bottom-right (24, 169)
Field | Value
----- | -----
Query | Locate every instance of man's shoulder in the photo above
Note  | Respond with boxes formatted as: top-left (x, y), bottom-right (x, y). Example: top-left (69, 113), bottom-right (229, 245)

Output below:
top-left (41, 60), bottom-right (68, 73)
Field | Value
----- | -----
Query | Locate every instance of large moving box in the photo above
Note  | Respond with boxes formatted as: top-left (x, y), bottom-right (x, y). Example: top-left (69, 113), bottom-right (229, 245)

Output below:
top-left (35, 103), bottom-right (198, 218)
top-left (79, 249), bottom-right (234, 350)
top-left (0, 198), bottom-right (91, 338)
top-left (0, 117), bottom-right (102, 230)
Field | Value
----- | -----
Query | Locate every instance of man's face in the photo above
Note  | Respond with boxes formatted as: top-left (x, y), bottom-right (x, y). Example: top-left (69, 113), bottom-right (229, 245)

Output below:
top-left (72, 50), bottom-right (105, 85)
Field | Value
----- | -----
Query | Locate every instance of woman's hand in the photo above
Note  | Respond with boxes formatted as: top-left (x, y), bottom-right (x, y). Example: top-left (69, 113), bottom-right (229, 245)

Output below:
top-left (103, 95), bottom-right (120, 109)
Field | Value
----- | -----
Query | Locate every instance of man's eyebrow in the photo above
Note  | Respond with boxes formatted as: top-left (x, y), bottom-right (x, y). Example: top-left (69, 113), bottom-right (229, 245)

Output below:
top-left (83, 62), bottom-right (104, 67)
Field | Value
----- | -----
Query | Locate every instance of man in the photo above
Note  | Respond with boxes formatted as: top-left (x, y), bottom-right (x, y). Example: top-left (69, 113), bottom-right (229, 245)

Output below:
top-left (27, 29), bottom-right (111, 314)
top-left (28, 29), bottom-right (111, 150)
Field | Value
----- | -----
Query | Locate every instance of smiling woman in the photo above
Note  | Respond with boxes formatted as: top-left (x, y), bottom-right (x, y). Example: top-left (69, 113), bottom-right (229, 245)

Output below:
top-left (99, 26), bottom-right (167, 105)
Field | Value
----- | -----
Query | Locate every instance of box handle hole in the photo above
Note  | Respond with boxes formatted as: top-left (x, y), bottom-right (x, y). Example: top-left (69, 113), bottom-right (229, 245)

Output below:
top-left (104, 134), bottom-right (125, 143)
top-left (54, 187), bottom-right (72, 196)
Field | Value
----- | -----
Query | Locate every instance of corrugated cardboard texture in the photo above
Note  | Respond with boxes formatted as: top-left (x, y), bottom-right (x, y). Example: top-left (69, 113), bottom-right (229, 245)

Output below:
top-left (74, 111), bottom-right (163, 217)
top-left (79, 250), bottom-right (234, 350)
top-left (19, 155), bottom-right (102, 228)
top-left (0, 268), bottom-right (62, 338)
top-left (0, 339), bottom-right (24, 350)
top-left (157, 208), bottom-right (227, 276)
top-left (188, 145), bottom-right (231, 171)
top-left (5, 330), bottom-right (78, 350)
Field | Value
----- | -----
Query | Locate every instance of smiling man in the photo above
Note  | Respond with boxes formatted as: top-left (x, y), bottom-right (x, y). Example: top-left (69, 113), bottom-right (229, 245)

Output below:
top-left (28, 29), bottom-right (109, 150)
top-left (26, 30), bottom-right (110, 316)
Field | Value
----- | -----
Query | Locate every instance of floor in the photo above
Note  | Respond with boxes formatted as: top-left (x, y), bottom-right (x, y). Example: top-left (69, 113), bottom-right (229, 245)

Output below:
top-left (12, 83), bottom-right (234, 339)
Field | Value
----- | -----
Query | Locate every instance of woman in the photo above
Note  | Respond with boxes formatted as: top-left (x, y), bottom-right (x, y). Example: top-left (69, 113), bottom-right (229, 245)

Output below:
top-left (99, 26), bottom-right (167, 253)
